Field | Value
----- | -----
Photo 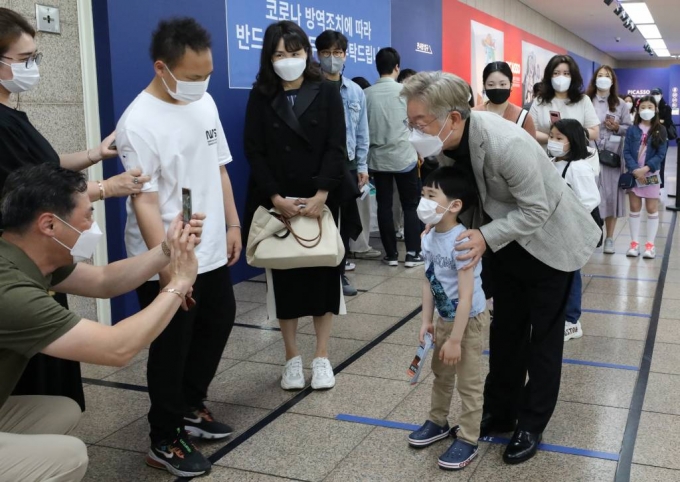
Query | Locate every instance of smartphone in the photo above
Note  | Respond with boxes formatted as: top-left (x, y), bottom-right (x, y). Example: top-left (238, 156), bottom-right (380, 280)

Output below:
top-left (549, 110), bottom-right (561, 125)
top-left (109, 139), bottom-right (117, 150)
top-left (285, 196), bottom-right (306, 208)
top-left (606, 114), bottom-right (616, 122)
top-left (182, 188), bottom-right (192, 224)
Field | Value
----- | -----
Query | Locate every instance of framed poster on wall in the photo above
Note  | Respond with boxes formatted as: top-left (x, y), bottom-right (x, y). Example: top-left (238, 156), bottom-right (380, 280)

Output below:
top-left (522, 41), bottom-right (558, 107)
top-left (470, 20), bottom-right (504, 106)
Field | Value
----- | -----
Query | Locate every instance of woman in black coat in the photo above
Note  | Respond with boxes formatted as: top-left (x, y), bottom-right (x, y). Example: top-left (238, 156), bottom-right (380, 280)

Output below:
top-left (243, 21), bottom-right (347, 391)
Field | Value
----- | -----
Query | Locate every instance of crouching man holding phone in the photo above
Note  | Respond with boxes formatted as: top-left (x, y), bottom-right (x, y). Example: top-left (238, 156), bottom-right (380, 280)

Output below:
top-left (0, 163), bottom-right (203, 482)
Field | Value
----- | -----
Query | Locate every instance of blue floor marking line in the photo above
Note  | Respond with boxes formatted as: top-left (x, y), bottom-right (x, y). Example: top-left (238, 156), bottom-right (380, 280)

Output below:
top-left (481, 351), bottom-right (639, 371)
top-left (582, 274), bottom-right (658, 282)
top-left (336, 415), bottom-right (419, 431)
top-left (560, 358), bottom-right (639, 371)
top-left (581, 308), bottom-right (651, 318)
top-left (335, 415), bottom-right (619, 462)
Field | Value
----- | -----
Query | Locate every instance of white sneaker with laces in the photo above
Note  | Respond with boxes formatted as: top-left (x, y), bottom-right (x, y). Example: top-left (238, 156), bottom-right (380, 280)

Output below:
top-left (281, 356), bottom-right (305, 390)
top-left (626, 241), bottom-right (640, 258)
top-left (603, 238), bottom-right (615, 255)
top-left (311, 357), bottom-right (335, 390)
top-left (643, 243), bottom-right (656, 259)
top-left (564, 321), bottom-right (583, 341)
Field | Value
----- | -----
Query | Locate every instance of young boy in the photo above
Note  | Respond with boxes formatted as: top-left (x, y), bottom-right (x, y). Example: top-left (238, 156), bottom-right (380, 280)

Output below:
top-left (408, 166), bottom-right (488, 470)
top-left (116, 18), bottom-right (240, 477)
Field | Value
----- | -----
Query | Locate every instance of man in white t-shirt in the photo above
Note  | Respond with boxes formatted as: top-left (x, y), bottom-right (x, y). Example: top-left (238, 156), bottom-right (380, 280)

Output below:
top-left (115, 18), bottom-right (241, 478)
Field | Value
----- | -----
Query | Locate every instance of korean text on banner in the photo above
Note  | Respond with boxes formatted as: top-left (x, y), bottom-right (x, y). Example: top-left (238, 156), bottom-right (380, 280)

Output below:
top-left (226, 0), bottom-right (391, 89)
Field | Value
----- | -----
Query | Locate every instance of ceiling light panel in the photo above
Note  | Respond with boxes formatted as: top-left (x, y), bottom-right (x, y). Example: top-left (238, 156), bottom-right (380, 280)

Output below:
top-left (637, 24), bottom-right (662, 38)
top-left (655, 49), bottom-right (671, 57)
top-left (622, 3), bottom-right (655, 24)
top-left (646, 38), bottom-right (667, 49)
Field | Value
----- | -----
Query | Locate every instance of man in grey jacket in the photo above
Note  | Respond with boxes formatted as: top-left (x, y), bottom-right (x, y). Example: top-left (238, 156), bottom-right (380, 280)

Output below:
top-left (401, 71), bottom-right (600, 465)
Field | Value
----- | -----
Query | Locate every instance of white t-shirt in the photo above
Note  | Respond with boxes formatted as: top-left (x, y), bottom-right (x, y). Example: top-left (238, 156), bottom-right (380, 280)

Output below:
top-left (553, 150), bottom-right (601, 212)
top-left (116, 92), bottom-right (231, 279)
top-left (530, 94), bottom-right (600, 144)
top-left (421, 224), bottom-right (486, 322)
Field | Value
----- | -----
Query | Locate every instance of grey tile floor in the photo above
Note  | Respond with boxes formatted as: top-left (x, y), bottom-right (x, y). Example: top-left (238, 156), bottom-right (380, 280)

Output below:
top-left (77, 151), bottom-right (680, 481)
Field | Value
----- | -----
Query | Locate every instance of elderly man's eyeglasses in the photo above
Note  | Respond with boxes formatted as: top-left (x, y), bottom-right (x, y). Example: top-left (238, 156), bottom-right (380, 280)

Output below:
top-left (403, 116), bottom-right (441, 133)
top-left (319, 50), bottom-right (345, 58)
top-left (0, 52), bottom-right (43, 69)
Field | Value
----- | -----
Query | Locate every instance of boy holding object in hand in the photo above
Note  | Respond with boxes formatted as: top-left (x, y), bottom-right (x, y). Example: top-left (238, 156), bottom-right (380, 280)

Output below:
top-left (407, 167), bottom-right (488, 471)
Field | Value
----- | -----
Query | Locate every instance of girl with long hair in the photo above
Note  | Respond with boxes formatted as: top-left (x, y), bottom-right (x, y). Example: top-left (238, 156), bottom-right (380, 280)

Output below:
top-left (623, 96), bottom-right (668, 259)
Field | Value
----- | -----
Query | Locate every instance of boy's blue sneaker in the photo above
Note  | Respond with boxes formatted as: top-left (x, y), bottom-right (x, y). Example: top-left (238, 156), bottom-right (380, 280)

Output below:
top-left (408, 420), bottom-right (451, 448)
top-left (438, 439), bottom-right (479, 470)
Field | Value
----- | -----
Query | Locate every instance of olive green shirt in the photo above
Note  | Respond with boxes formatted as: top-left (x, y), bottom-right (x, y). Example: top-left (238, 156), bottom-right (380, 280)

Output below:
top-left (0, 238), bottom-right (79, 407)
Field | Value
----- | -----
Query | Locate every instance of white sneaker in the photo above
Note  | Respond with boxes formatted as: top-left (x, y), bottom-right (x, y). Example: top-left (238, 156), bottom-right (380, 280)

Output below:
top-left (311, 357), bottom-right (335, 390)
top-left (281, 356), bottom-right (305, 390)
top-left (345, 261), bottom-right (356, 271)
top-left (603, 238), bottom-right (615, 255)
top-left (564, 321), bottom-right (583, 341)
top-left (626, 241), bottom-right (640, 258)
top-left (643, 243), bottom-right (656, 259)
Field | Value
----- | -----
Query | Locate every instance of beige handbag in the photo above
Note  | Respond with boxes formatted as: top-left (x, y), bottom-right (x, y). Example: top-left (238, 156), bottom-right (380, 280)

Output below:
top-left (246, 205), bottom-right (344, 269)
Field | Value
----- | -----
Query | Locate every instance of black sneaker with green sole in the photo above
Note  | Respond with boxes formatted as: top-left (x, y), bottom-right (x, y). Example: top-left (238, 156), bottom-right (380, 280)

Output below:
top-left (146, 429), bottom-right (211, 477)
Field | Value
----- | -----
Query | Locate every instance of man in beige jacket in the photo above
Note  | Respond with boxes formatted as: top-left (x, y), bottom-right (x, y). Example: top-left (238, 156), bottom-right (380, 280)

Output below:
top-left (402, 71), bottom-right (600, 465)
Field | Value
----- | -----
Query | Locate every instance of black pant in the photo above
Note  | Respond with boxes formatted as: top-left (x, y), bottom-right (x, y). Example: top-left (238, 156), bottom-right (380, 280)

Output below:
top-left (373, 168), bottom-right (421, 257)
top-left (136, 265), bottom-right (236, 443)
top-left (483, 242), bottom-right (573, 433)
top-left (339, 169), bottom-right (357, 276)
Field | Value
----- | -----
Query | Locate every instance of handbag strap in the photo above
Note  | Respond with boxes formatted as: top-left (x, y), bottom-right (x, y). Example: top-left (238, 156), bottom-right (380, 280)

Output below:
top-left (516, 109), bottom-right (529, 128)
top-left (279, 216), bottom-right (323, 248)
top-left (561, 160), bottom-right (572, 179)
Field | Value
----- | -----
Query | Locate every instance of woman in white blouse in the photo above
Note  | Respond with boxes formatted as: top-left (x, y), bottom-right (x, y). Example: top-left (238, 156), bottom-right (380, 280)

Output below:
top-left (530, 55), bottom-right (600, 160)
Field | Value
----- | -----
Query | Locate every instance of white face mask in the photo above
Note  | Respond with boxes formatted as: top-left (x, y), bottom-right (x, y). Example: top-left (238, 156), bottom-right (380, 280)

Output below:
top-left (596, 77), bottom-right (612, 91)
top-left (320, 56), bottom-right (345, 75)
top-left (52, 216), bottom-right (104, 263)
top-left (551, 75), bottom-right (571, 93)
top-left (273, 57), bottom-right (307, 82)
top-left (548, 140), bottom-right (569, 158)
top-left (653, 95), bottom-right (662, 104)
top-left (162, 66), bottom-right (209, 103)
top-left (408, 117), bottom-right (453, 158)
top-left (639, 109), bottom-right (655, 121)
top-left (625, 102), bottom-right (634, 111)
top-left (0, 60), bottom-right (40, 93)
top-left (417, 198), bottom-right (453, 225)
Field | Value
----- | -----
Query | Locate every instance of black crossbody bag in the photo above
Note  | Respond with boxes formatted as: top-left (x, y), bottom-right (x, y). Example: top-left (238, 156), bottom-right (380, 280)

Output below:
top-left (597, 138), bottom-right (621, 169)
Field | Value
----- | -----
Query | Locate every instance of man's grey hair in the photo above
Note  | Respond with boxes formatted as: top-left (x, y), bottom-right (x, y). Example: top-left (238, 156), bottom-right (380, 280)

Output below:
top-left (400, 71), bottom-right (471, 120)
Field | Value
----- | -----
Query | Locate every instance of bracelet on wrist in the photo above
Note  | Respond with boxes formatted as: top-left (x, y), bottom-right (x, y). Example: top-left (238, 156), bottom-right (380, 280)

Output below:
top-left (97, 181), bottom-right (105, 201)
top-left (160, 240), bottom-right (171, 257)
top-left (160, 288), bottom-right (184, 301)
top-left (87, 149), bottom-right (98, 165)
top-left (227, 224), bottom-right (241, 229)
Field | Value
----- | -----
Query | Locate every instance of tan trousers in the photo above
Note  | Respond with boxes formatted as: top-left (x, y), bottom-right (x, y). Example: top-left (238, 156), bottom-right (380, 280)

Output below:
top-left (429, 311), bottom-right (488, 445)
top-left (0, 395), bottom-right (88, 482)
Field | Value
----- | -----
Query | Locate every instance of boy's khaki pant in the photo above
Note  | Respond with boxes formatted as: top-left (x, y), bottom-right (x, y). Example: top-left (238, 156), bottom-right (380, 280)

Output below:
top-left (429, 311), bottom-right (488, 445)
top-left (0, 395), bottom-right (88, 482)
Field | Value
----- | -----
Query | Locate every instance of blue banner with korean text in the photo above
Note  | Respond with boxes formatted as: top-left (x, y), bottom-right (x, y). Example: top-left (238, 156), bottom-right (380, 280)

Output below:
top-left (226, 0), bottom-right (391, 89)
